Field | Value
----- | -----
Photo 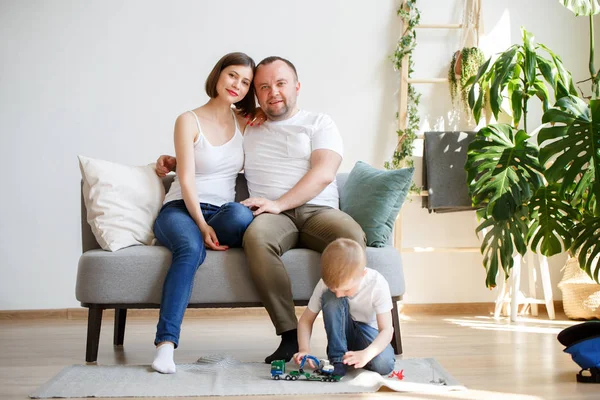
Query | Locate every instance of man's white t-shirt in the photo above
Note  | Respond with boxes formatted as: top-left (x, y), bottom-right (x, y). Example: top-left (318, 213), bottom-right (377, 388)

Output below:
top-left (307, 268), bottom-right (393, 330)
top-left (243, 110), bottom-right (343, 209)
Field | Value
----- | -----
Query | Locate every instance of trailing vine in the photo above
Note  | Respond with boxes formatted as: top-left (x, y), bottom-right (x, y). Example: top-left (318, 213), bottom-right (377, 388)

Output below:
top-left (385, 0), bottom-right (421, 175)
top-left (448, 51), bottom-right (459, 107)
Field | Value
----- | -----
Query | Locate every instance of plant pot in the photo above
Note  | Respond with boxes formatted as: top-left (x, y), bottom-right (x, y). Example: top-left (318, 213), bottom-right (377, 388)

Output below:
top-left (453, 50), bottom-right (462, 76)
top-left (558, 257), bottom-right (600, 320)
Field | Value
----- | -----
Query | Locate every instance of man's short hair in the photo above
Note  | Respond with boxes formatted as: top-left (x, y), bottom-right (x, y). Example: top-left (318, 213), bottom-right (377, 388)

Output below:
top-left (321, 238), bottom-right (366, 289)
top-left (256, 56), bottom-right (298, 81)
top-left (205, 52), bottom-right (256, 116)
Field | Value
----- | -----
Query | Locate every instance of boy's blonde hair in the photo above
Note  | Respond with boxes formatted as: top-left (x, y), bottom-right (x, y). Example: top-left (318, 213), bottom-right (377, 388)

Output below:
top-left (321, 238), bottom-right (366, 288)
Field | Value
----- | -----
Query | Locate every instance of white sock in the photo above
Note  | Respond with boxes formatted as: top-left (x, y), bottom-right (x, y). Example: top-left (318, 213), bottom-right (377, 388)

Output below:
top-left (152, 342), bottom-right (176, 374)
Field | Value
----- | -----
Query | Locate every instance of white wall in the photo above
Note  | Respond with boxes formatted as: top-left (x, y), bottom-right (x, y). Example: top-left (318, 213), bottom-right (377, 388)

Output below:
top-left (0, 0), bottom-right (591, 309)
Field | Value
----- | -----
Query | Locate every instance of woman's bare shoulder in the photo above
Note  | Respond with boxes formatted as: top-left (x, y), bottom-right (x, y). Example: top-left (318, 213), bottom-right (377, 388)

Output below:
top-left (174, 110), bottom-right (200, 140)
top-left (175, 110), bottom-right (196, 123)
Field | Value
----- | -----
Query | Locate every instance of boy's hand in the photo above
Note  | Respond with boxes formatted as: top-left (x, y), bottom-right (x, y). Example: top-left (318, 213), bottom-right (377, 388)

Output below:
top-left (343, 350), bottom-right (371, 369)
top-left (292, 352), bottom-right (307, 366)
top-left (292, 351), bottom-right (316, 368)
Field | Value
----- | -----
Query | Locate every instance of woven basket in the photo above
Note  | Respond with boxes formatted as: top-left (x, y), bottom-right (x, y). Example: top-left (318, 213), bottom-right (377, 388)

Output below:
top-left (558, 257), bottom-right (600, 320)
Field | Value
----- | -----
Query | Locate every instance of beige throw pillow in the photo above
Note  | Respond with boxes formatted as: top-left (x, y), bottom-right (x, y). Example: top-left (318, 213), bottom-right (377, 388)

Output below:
top-left (78, 155), bottom-right (165, 251)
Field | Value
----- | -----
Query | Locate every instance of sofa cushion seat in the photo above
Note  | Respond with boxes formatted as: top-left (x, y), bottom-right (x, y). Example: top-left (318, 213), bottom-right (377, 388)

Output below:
top-left (76, 245), bottom-right (405, 305)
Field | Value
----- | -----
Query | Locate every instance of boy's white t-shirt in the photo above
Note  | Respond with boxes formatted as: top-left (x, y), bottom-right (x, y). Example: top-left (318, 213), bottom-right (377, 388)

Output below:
top-left (307, 268), bottom-right (393, 330)
top-left (243, 109), bottom-right (343, 209)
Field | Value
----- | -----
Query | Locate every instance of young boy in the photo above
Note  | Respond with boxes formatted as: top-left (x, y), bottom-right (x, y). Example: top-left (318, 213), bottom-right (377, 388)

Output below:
top-left (293, 238), bottom-right (395, 377)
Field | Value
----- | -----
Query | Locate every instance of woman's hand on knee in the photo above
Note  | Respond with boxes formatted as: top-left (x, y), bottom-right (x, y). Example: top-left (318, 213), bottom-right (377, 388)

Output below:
top-left (199, 224), bottom-right (229, 251)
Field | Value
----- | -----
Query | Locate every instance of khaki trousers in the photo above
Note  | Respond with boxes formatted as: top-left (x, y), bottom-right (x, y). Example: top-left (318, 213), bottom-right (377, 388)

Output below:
top-left (242, 204), bottom-right (366, 335)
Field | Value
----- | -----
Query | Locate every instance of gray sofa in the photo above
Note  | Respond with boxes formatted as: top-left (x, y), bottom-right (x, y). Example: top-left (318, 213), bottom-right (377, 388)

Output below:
top-left (76, 173), bottom-right (405, 362)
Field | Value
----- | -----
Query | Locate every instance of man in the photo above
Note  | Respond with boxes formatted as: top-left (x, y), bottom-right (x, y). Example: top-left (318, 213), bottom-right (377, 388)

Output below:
top-left (157, 57), bottom-right (366, 363)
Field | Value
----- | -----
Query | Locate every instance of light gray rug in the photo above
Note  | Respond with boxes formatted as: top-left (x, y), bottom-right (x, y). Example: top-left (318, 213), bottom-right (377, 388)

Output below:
top-left (30, 354), bottom-right (465, 398)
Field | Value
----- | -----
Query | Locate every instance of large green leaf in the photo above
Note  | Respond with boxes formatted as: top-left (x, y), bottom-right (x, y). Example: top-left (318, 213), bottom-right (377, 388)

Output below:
top-left (539, 97), bottom-right (600, 214)
top-left (489, 47), bottom-right (519, 119)
top-left (559, 0), bottom-right (600, 15)
top-left (533, 79), bottom-right (550, 112)
top-left (476, 207), bottom-right (530, 288)
top-left (536, 55), bottom-right (558, 90)
top-left (466, 124), bottom-right (544, 221)
top-left (509, 79), bottom-right (524, 126)
top-left (468, 57), bottom-right (492, 123)
top-left (528, 184), bottom-right (579, 256)
top-left (538, 43), bottom-right (579, 97)
top-left (522, 28), bottom-right (537, 85)
top-left (572, 214), bottom-right (600, 283)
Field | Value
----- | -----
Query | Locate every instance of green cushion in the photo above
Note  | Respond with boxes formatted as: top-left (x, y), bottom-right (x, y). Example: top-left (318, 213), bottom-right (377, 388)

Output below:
top-left (340, 161), bottom-right (414, 247)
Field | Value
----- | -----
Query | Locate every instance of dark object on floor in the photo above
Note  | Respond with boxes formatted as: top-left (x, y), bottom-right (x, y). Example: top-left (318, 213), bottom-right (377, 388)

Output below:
top-left (264, 329), bottom-right (299, 364)
top-left (557, 321), bottom-right (600, 383)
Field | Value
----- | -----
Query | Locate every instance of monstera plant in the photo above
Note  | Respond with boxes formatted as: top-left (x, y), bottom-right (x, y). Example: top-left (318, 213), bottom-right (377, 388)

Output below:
top-left (464, 0), bottom-right (600, 287)
top-left (539, 96), bottom-right (600, 281)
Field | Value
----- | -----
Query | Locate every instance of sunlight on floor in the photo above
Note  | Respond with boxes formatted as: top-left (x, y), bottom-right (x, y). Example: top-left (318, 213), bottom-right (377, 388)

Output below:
top-left (472, 315), bottom-right (576, 326)
top-left (443, 315), bottom-right (579, 335)
top-left (419, 388), bottom-right (544, 400)
top-left (378, 387), bottom-right (544, 400)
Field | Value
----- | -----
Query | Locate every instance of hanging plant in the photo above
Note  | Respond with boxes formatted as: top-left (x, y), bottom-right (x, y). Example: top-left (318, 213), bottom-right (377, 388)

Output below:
top-left (385, 0), bottom-right (421, 177)
top-left (448, 47), bottom-right (485, 115)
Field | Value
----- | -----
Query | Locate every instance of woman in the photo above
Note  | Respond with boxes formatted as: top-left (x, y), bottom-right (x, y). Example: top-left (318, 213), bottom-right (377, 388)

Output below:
top-left (152, 52), bottom-right (258, 374)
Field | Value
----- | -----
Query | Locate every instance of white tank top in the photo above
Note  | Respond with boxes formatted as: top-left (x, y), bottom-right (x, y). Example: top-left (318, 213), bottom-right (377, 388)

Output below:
top-left (163, 109), bottom-right (244, 206)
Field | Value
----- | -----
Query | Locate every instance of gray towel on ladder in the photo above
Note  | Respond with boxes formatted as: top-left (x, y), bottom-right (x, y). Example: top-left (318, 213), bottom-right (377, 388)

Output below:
top-left (422, 131), bottom-right (477, 213)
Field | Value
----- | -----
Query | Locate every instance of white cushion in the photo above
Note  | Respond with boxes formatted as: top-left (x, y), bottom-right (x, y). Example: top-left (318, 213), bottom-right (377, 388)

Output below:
top-left (78, 155), bottom-right (165, 251)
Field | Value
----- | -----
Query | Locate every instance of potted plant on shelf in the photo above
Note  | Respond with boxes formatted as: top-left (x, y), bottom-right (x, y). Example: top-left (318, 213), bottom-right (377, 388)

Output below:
top-left (463, 0), bottom-right (600, 300)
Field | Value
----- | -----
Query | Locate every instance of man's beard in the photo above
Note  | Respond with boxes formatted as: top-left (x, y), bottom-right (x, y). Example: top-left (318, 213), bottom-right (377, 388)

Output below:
top-left (265, 101), bottom-right (293, 121)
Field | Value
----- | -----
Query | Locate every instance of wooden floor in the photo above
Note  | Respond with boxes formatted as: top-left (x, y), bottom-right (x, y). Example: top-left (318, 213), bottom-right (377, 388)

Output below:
top-left (0, 308), bottom-right (597, 400)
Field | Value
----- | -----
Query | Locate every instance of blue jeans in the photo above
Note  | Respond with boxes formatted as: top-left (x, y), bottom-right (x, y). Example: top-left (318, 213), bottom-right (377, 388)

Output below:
top-left (321, 290), bottom-right (395, 375)
top-left (153, 200), bottom-right (253, 347)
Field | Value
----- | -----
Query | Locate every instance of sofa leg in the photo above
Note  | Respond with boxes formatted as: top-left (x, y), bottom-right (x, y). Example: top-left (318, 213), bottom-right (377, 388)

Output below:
top-left (391, 299), bottom-right (403, 355)
top-left (86, 307), bottom-right (103, 362)
top-left (114, 308), bottom-right (127, 346)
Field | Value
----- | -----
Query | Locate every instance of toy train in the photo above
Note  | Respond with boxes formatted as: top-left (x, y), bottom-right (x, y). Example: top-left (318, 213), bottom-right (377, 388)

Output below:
top-left (270, 355), bottom-right (342, 382)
